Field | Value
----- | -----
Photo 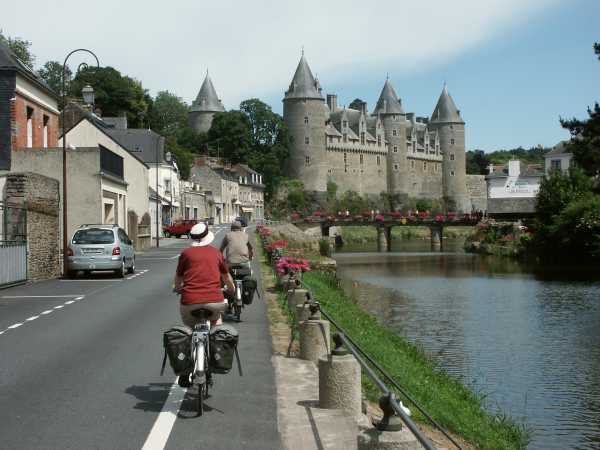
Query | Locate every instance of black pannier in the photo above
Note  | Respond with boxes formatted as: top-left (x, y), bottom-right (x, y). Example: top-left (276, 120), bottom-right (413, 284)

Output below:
top-left (209, 324), bottom-right (239, 374)
top-left (161, 325), bottom-right (192, 375)
top-left (242, 277), bottom-right (257, 305)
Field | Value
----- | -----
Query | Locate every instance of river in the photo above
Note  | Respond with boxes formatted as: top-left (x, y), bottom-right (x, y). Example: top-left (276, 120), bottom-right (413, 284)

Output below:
top-left (334, 238), bottom-right (600, 450)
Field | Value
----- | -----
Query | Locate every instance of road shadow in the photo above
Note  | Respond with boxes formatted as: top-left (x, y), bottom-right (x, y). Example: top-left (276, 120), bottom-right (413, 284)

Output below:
top-left (125, 382), bottom-right (172, 413)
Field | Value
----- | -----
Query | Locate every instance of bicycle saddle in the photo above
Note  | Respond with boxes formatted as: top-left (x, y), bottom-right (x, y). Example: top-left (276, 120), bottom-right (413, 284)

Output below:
top-left (190, 308), bottom-right (212, 319)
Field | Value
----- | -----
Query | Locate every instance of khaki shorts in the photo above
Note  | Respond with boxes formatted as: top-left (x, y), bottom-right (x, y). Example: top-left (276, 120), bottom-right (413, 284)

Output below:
top-left (180, 301), bottom-right (228, 327)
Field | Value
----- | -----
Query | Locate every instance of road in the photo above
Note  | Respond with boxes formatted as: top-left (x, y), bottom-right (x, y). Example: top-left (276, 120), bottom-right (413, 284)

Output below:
top-left (0, 225), bottom-right (281, 450)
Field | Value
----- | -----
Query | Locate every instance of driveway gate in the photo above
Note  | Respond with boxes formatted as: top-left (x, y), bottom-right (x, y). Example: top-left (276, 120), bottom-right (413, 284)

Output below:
top-left (0, 202), bottom-right (27, 287)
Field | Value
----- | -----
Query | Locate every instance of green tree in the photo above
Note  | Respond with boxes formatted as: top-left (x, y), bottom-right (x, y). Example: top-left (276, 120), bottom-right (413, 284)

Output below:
top-left (535, 167), bottom-right (592, 222)
top-left (148, 91), bottom-right (189, 137)
top-left (466, 150), bottom-right (490, 175)
top-left (286, 179), bottom-right (306, 210)
top-left (208, 111), bottom-right (253, 164)
top-left (165, 135), bottom-right (194, 180)
top-left (0, 30), bottom-right (34, 69)
top-left (561, 102), bottom-right (600, 179)
top-left (37, 60), bottom-right (71, 98)
top-left (70, 66), bottom-right (149, 128)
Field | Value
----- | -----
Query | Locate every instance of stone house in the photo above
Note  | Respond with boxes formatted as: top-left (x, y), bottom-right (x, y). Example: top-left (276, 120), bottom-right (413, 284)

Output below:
top-left (544, 141), bottom-right (573, 174)
top-left (0, 41), bottom-right (59, 172)
top-left (234, 164), bottom-right (265, 221)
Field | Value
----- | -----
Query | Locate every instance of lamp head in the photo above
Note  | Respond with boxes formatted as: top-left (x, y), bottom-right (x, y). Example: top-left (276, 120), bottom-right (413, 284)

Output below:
top-left (81, 84), bottom-right (95, 105)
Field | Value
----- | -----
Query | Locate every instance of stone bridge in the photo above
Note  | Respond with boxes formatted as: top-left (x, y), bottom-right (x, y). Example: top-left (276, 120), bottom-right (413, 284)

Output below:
top-left (294, 216), bottom-right (480, 252)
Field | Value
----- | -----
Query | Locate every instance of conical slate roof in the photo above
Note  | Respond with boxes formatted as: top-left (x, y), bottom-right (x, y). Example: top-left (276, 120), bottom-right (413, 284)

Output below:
top-left (373, 80), bottom-right (404, 115)
top-left (430, 84), bottom-right (464, 124)
top-left (284, 55), bottom-right (323, 100)
top-left (191, 74), bottom-right (225, 113)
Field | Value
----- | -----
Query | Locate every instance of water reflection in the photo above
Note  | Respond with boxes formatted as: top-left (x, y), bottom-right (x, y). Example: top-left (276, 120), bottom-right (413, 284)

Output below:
top-left (335, 243), bottom-right (600, 450)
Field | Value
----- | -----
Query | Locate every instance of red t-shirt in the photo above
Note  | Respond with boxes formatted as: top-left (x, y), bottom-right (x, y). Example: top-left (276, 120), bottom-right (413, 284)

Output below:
top-left (176, 245), bottom-right (229, 305)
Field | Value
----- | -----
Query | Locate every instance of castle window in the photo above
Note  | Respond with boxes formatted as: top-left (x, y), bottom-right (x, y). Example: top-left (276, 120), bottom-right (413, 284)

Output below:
top-left (393, 146), bottom-right (398, 153)
top-left (343, 120), bottom-right (348, 128)
top-left (392, 129), bottom-right (397, 137)
top-left (304, 116), bottom-right (309, 124)
top-left (377, 136), bottom-right (381, 147)
top-left (305, 136), bottom-right (310, 145)
top-left (360, 132), bottom-right (365, 145)
top-left (451, 138), bottom-right (455, 145)
top-left (411, 160), bottom-right (415, 169)
top-left (344, 152), bottom-right (347, 163)
top-left (394, 164), bottom-right (399, 172)
top-left (423, 162), bottom-right (427, 171)
top-left (450, 125), bottom-right (454, 130)
top-left (450, 170), bottom-right (455, 176)
top-left (343, 134), bottom-right (347, 143)
top-left (360, 154), bottom-right (364, 164)
top-left (377, 155), bottom-right (381, 166)
top-left (305, 156), bottom-right (310, 166)
top-left (450, 154), bottom-right (455, 161)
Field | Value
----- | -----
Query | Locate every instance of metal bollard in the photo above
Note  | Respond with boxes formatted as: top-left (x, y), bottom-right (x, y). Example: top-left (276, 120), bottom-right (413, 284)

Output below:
top-left (318, 346), bottom-right (362, 418)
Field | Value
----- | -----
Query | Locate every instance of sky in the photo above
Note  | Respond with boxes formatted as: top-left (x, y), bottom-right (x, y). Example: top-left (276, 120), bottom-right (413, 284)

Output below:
top-left (2, 0), bottom-right (598, 151)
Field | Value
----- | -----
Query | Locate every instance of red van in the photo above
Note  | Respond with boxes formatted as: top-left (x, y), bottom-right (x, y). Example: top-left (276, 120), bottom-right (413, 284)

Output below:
top-left (163, 220), bottom-right (199, 238)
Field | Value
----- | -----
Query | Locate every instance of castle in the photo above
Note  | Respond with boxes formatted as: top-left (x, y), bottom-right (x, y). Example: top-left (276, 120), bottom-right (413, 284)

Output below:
top-left (283, 54), bottom-right (471, 212)
top-left (188, 55), bottom-right (481, 212)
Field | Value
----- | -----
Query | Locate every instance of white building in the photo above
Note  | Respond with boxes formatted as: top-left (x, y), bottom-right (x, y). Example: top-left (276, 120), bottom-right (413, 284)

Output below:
top-left (486, 160), bottom-right (543, 217)
top-left (544, 141), bottom-right (573, 174)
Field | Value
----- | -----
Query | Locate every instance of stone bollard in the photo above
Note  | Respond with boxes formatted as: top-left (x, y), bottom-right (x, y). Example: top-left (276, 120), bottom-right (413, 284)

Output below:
top-left (287, 288), bottom-right (307, 312)
top-left (299, 318), bottom-right (330, 363)
top-left (318, 352), bottom-right (362, 419)
top-left (376, 227), bottom-right (389, 253)
top-left (296, 303), bottom-right (312, 322)
top-left (430, 226), bottom-right (442, 252)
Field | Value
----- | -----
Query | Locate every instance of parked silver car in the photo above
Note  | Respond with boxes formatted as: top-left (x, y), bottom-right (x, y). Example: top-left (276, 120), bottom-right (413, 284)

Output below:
top-left (67, 224), bottom-right (135, 278)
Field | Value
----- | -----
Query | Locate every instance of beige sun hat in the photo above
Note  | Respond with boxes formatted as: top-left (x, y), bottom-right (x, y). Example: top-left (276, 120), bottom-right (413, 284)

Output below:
top-left (189, 222), bottom-right (215, 246)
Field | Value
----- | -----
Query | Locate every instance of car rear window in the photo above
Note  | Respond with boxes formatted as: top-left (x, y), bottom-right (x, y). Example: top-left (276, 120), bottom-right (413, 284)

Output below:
top-left (72, 228), bottom-right (115, 244)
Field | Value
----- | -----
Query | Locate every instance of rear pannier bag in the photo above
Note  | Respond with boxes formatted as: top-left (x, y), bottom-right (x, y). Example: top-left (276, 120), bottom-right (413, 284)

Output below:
top-left (242, 277), bottom-right (257, 305)
top-left (161, 325), bottom-right (192, 376)
top-left (209, 324), bottom-right (239, 374)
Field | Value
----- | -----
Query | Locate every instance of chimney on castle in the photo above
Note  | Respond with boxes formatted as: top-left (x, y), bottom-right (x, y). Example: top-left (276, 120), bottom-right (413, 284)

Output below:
top-left (327, 94), bottom-right (337, 112)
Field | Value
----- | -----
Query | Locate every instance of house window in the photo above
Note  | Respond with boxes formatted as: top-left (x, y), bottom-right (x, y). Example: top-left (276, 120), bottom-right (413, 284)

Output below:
top-left (411, 160), bottom-right (415, 169)
top-left (193, 207), bottom-right (198, 219)
top-left (304, 116), bottom-right (309, 124)
top-left (451, 138), bottom-right (455, 145)
top-left (305, 136), bottom-right (310, 145)
top-left (376, 155), bottom-right (381, 166)
top-left (551, 160), bottom-right (561, 171)
top-left (26, 107), bottom-right (34, 147)
top-left (394, 164), bottom-right (399, 172)
top-left (360, 154), bottom-right (364, 165)
top-left (393, 146), bottom-right (398, 153)
top-left (43, 115), bottom-right (49, 148)
top-left (392, 129), bottom-right (397, 136)
top-left (360, 132), bottom-right (365, 145)
top-left (100, 145), bottom-right (124, 179)
top-left (450, 154), bottom-right (455, 161)
top-left (305, 155), bottom-right (310, 166)
top-left (450, 170), bottom-right (455, 176)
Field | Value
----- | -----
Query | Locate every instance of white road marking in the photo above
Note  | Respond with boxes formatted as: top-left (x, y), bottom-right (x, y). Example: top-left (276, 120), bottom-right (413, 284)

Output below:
top-left (53, 305), bottom-right (64, 309)
top-left (26, 316), bottom-right (39, 321)
top-left (41, 310), bottom-right (53, 315)
top-left (59, 279), bottom-right (122, 283)
top-left (75, 296), bottom-right (84, 301)
top-left (64, 300), bottom-right (75, 305)
top-left (140, 379), bottom-right (187, 450)
top-left (7, 323), bottom-right (23, 329)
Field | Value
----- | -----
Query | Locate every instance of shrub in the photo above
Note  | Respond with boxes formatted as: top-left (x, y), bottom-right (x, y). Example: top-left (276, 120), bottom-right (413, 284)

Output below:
top-left (318, 238), bottom-right (331, 257)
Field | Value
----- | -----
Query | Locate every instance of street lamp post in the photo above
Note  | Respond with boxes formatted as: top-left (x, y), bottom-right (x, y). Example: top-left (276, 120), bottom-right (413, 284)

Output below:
top-left (62, 49), bottom-right (99, 277)
top-left (155, 142), bottom-right (160, 248)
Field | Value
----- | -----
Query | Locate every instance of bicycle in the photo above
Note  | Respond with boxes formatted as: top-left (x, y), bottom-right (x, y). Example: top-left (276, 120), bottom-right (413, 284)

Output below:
top-left (188, 308), bottom-right (214, 416)
top-left (227, 263), bottom-right (252, 322)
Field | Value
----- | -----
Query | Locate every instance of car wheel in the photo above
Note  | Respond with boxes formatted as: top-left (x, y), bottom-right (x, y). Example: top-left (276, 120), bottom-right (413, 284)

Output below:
top-left (127, 257), bottom-right (135, 274)
top-left (66, 270), bottom-right (77, 279)
top-left (115, 260), bottom-right (125, 278)
top-left (83, 270), bottom-right (91, 277)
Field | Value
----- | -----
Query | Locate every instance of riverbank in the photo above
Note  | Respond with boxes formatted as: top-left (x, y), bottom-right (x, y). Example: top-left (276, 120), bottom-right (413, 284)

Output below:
top-left (340, 225), bottom-right (475, 245)
top-left (257, 224), bottom-right (529, 450)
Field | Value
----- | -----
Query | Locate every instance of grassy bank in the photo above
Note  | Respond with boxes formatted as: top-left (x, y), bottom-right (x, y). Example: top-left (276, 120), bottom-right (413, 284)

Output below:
top-left (299, 271), bottom-right (529, 450)
top-left (340, 225), bottom-right (475, 245)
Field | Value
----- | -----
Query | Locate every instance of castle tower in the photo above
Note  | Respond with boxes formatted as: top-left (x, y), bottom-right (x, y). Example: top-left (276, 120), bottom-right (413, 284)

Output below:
top-left (373, 79), bottom-right (408, 202)
top-left (283, 54), bottom-right (327, 193)
top-left (188, 73), bottom-right (225, 134)
top-left (430, 84), bottom-right (469, 212)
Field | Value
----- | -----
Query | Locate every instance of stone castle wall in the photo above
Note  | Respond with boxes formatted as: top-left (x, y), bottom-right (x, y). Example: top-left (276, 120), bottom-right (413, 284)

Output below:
top-left (188, 111), bottom-right (215, 134)
top-left (466, 175), bottom-right (488, 212)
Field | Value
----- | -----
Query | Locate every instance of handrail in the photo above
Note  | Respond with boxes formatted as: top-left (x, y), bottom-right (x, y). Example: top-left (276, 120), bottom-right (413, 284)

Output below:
top-left (294, 275), bottom-right (463, 450)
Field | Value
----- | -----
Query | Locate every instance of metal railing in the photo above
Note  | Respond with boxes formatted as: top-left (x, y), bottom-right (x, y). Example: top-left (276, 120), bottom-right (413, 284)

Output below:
top-left (286, 270), bottom-right (462, 450)
top-left (0, 241), bottom-right (27, 287)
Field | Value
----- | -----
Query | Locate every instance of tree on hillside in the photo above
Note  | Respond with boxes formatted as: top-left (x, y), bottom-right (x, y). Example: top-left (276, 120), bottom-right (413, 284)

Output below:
top-left (207, 111), bottom-right (252, 164)
top-left (466, 150), bottom-right (490, 174)
top-left (560, 43), bottom-right (600, 180)
top-left (37, 60), bottom-right (71, 99)
top-left (70, 66), bottom-right (149, 128)
top-left (0, 30), bottom-right (34, 69)
top-left (148, 91), bottom-right (189, 137)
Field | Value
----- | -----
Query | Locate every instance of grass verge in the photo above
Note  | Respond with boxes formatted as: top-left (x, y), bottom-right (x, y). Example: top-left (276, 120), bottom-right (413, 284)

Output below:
top-left (300, 270), bottom-right (529, 450)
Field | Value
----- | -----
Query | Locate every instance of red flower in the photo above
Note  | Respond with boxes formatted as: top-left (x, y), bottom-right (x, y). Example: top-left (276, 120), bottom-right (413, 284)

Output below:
top-left (375, 214), bottom-right (385, 221)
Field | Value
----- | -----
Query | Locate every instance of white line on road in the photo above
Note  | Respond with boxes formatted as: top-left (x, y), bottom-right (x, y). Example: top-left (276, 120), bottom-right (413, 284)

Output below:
top-left (140, 378), bottom-right (187, 450)
top-left (59, 279), bottom-right (123, 283)
top-left (64, 300), bottom-right (75, 305)
top-left (26, 316), bottom-right (39, 321)
top-left (75, 296), bottom-right (84, 301)
top-left (40, 310), bottom-right (53, 315)
top-left (53, 305), bottom-right (64, 309)
top-left (7, 323), bottom-right (23, 329)
top-left (1, 295), bottom-right (82, 298)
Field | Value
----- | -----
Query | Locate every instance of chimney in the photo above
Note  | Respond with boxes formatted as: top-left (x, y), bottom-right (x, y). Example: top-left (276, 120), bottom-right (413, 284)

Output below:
top-left (508, 160), bottom-right (520, 177)
top-left (327, 94), bottom-right (338, 112)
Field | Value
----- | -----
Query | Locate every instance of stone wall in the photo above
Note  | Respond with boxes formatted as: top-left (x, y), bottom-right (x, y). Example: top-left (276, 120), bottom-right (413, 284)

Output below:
top-left (3, 172), bottom-right (60, 280)
top-left (466, 175), bottom-right (488, 212)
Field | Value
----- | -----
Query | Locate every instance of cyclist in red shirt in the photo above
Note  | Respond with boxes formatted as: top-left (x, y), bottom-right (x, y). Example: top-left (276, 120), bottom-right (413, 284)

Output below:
top-left (174, 222), bottom-right (235, 328)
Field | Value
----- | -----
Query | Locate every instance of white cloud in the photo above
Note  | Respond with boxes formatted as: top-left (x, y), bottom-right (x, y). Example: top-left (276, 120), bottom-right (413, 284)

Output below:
top-left (3, 0), bottom-right (560, 108)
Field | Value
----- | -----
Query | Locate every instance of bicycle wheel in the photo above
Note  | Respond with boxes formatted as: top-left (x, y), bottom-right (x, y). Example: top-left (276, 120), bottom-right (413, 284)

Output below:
top-left (197, 382), bottom-right (205, 416)
top-left (234, 303), bottom-right (242, 322)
